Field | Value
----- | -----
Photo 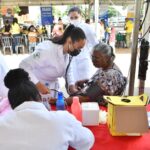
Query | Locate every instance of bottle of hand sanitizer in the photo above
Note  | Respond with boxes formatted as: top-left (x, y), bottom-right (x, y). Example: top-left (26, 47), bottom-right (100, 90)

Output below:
top-left (56, 92), bottom-right (65, 110)
top-left (71, 96), bottom-right (82, 122)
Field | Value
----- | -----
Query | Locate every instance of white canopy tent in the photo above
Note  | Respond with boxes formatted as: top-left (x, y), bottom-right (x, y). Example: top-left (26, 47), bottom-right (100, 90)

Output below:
top-left (0, 0), bottom-right (135, 6)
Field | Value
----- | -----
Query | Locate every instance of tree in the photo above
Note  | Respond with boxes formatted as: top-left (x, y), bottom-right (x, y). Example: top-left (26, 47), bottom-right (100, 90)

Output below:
top-left (13, 6), bottom-right (21, 14)
top-left (108, 6), bottom-right (120, 18)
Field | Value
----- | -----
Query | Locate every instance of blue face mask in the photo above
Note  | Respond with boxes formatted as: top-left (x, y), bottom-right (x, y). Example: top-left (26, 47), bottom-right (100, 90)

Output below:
top-left (69, 49), bottom-right (81, 56)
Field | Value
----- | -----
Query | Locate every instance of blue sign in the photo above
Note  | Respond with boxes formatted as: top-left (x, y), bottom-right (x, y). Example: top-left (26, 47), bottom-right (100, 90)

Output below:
top-left (41, 7), bottom-right (53, 25)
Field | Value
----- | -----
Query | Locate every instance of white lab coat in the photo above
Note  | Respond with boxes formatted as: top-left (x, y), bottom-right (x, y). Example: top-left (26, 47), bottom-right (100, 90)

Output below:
top-left (0, 101), bottom-right (94, 150)
top-left (19, 40), bottom-right (69, 97)
top-left (0, 54), bottom-right (9, 98)
top-left (67, 22), bottom-right (99, 85)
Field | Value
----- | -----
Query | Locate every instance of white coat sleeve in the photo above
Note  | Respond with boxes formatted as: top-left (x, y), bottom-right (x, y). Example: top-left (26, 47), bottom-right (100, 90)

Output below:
top-left (0, 55), bottom-right (9, 98)
top-left (84, 24), bottom-right (99, 48)
top-left (64, 112), bottom-right (95, 150)
top-left (19, 42), bottom-right (50, 84)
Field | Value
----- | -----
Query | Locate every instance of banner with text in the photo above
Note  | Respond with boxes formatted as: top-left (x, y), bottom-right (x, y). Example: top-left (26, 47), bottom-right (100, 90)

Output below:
top-left (41, 7), bottom-right (53, 25)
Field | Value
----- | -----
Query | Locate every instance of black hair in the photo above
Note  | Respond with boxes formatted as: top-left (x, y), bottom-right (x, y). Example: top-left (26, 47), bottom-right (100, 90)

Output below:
top-left (68, 7), bottom-right (81, 15)
top-left (4, 68), bottom-right (41, 109)
top-left (5, 20), bottom-right (9, 24)
top-left (85, 19), bottom-right (90, 24)
top-left (58, 17), bottom-right (62, 21)
top-left (28, 25), bottom-right (35, 31)
top-left (12, 18), bottom-right (18, 25)
top-left (51, 24), bottom-right (86, 44)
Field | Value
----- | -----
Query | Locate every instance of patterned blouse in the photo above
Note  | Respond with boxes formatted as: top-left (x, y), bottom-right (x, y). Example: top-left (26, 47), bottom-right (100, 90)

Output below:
top-left (82, 63), bottom-right (127, 105)
top-left (92, 64), bottom-right (126, 95)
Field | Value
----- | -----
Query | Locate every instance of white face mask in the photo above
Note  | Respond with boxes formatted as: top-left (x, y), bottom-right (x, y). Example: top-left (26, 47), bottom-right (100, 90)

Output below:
top-left (70, 19), bottom-right (81, 26)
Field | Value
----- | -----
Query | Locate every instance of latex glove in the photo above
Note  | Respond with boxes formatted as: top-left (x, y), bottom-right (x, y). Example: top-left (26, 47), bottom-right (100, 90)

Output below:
top-left (36, 82), bottom-right (50, 94)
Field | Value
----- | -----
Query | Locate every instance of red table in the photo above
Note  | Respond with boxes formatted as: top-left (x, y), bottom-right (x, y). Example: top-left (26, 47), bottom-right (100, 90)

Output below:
top-left (0, 99), bottom-right (149, 150)
top-left (52, 105), bottom-right (150, 150)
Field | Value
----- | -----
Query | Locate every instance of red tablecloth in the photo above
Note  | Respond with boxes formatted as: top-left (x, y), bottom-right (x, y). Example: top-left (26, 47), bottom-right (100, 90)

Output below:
top-left (52, 105), bottom-right (150, 150)
top-left (1, 101), bottom-right (150, 150)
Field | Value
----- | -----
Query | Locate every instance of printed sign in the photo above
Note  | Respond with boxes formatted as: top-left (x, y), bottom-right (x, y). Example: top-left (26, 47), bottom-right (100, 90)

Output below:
top-left (41, 7), bottom-right (53, 25)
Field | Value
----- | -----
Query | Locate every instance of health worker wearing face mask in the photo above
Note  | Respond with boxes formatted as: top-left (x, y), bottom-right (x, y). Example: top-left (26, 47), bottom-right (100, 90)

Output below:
top-left (19, 25), bottom-right (86, 98)
top-left (67, 7), bottom-right (99, 95)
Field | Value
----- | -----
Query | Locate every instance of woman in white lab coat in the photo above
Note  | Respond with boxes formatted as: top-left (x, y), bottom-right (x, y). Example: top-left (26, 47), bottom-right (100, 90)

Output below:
top-left (67, 6), bottom-right (99, 94)
top-left (19, 25), bottom-right (86, 98)
top-left (0, 53), bottom-right (9, 98)
top-left (0, 68), bottom-right (94, 150)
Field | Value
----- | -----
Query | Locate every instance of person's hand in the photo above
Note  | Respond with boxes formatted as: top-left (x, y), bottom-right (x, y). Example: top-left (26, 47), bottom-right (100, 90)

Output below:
top-left (65, 97), bottom-right (73, 105)
top-left (36, 82), bottom-right (50, 94)
top-left (65, 95), bottom-right (90, 105)
top-left (68, 85), bottom-right (79, 94)
top-left (49, 98), bottom-right (57, 105)
top-left (75, 79), bottom-right (89, 90)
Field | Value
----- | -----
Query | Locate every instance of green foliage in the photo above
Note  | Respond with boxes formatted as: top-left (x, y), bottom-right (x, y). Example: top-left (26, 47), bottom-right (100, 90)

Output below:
top-left (13, 6), bottom-right (21, 14)
top-left (52, 5), bottom-right (90, 20)
top-left (108, 6), bottom-right (119, 18)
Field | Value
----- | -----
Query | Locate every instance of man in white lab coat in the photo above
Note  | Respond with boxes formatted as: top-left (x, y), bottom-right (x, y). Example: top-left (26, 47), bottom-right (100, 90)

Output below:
top-left (0, 53), bottom-right (9, 98)
top-left (0, 68), bottom-right (94, 150)
top-left (67, 7), bottom-right (99, 95)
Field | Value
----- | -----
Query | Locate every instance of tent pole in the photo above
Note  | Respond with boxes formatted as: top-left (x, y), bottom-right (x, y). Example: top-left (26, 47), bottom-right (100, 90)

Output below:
top-left (94, 0), bottom-right (99, 38)
top-left (128, 0), bottom-right (142, 96)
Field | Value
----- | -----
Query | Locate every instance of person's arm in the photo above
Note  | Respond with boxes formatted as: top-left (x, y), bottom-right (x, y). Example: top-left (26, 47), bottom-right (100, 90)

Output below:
top-left (65, 95), bottom-right (90, 105)
top-left (85, 24), bottom-right (99, 47)
top-left (19, 41), bottom-right (51, 94)
top-left (63, 111), bottom-right (95, 150)
top-left (66, 58), bottom-right (78, 94)
top-left (0, 55), bottom-right (9, 98)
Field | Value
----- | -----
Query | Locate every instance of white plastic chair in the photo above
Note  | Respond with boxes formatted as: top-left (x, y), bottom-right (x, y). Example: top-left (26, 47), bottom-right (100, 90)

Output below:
top-left (1, 36), bottom-right (13, 55)
top-left (15, 36), bottom-right (25, 54)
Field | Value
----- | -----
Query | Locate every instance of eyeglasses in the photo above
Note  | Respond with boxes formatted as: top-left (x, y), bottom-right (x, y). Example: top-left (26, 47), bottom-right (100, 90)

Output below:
top-left (70, 16), bottom-right (79, 20)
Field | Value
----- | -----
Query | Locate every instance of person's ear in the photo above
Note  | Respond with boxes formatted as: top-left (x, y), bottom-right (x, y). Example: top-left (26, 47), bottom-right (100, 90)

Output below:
top-left (66, 37), bottom-right (72, 44)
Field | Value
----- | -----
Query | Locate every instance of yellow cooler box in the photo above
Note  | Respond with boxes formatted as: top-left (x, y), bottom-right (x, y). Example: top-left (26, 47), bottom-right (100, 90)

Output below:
top-left (104, 94), bottom-right (149, 136)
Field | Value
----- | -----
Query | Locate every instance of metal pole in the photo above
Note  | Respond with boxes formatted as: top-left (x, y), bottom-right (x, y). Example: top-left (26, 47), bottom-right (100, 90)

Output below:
top-left (128, 0), bottom-right (142, 96)
top-left (94, 0), bottom-right (99, 38)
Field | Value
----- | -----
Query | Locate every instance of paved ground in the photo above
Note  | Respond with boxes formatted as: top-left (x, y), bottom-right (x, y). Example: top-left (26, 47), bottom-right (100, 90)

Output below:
top-left (2, 47), bottom-right (150, 97)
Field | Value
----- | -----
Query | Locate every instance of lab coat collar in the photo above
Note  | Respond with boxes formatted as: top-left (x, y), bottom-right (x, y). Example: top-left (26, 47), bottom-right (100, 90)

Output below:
top-left (14, 101), bottom-right (48, 112)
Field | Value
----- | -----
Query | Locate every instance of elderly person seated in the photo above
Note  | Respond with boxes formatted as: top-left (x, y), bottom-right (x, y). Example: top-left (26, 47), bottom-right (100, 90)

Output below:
top-left (65, 43), bottom-right (127, 106)
top-left (0, 68), bottom-right (94, 150)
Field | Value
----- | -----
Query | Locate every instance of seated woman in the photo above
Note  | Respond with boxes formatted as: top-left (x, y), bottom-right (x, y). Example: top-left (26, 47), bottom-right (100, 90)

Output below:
top-left (0, 68), bottom-right (94, 150)
top-left (65, 43), bottom-right (127, 106)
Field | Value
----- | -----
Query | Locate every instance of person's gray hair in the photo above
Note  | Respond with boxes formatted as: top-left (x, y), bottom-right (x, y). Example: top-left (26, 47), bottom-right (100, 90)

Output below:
top-left (93, 43), bottom-right (115, 58)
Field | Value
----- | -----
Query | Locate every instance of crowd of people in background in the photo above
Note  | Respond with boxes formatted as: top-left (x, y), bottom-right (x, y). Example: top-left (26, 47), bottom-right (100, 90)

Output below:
top-left (0, 18), bottom-right (49, 54)
top-left (0, 11), bottom-right (137, 55)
